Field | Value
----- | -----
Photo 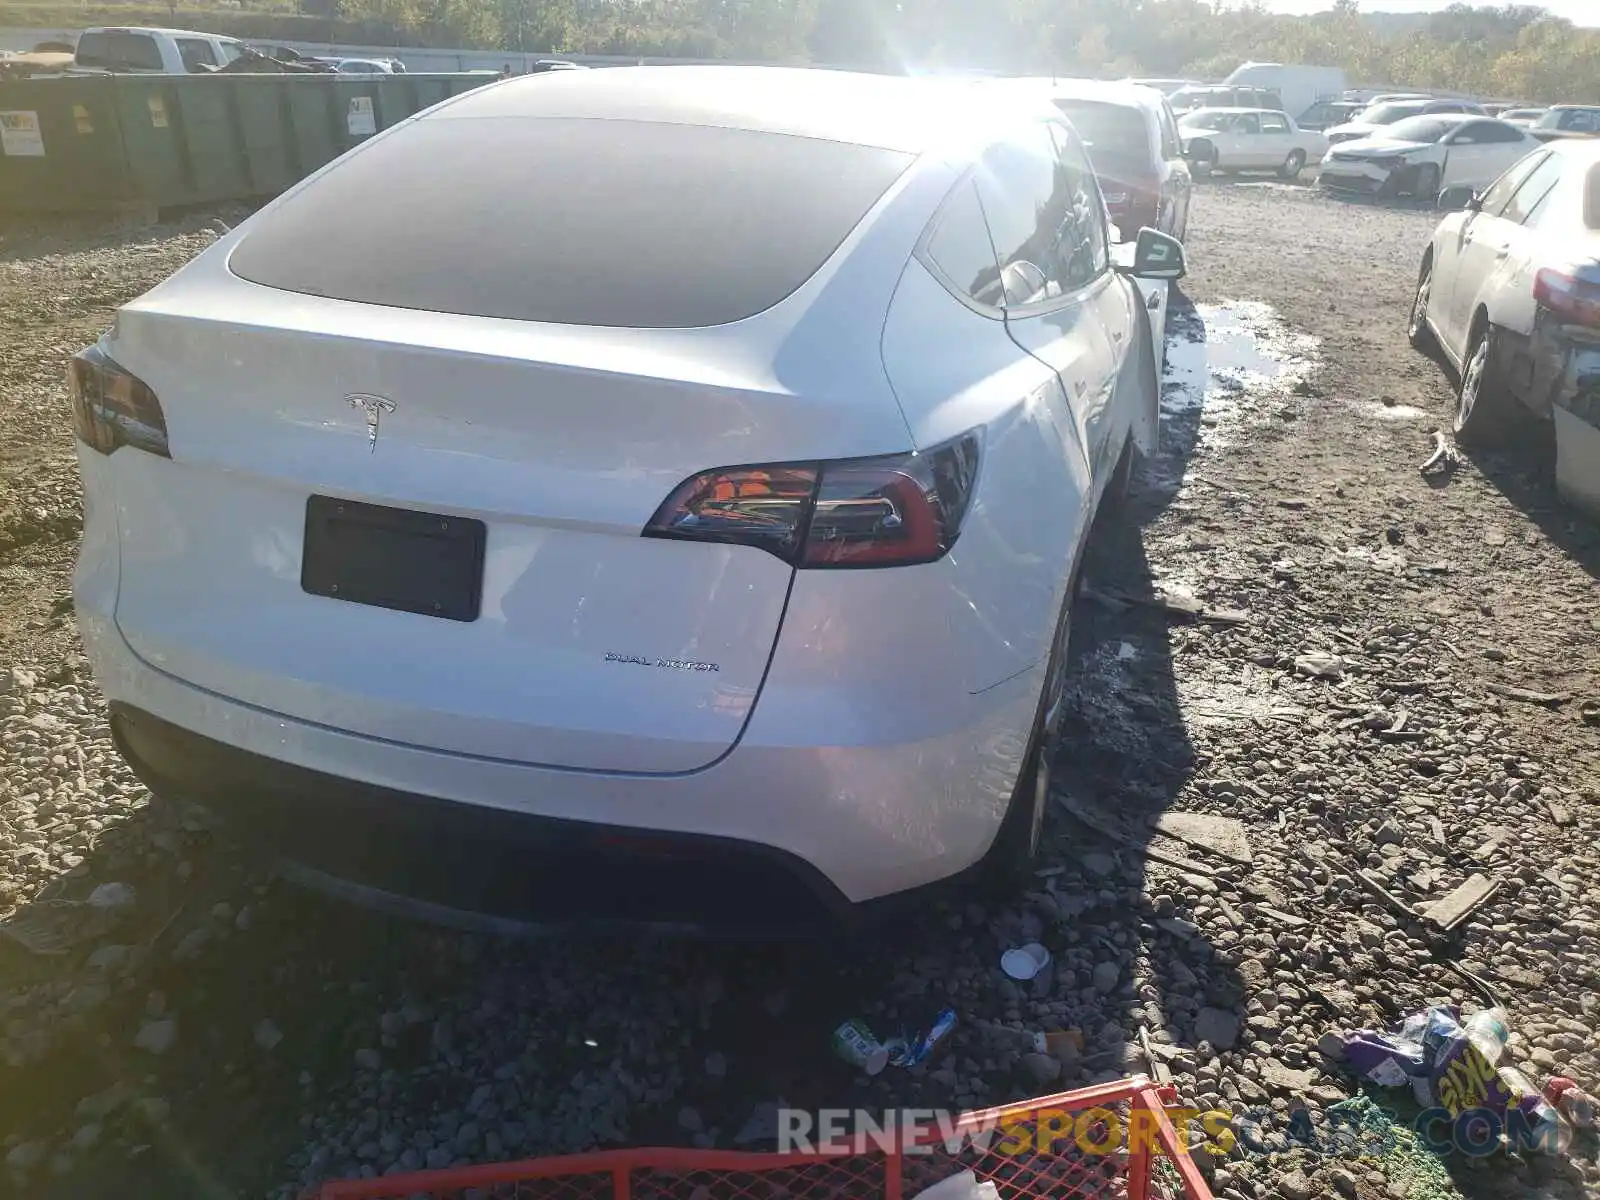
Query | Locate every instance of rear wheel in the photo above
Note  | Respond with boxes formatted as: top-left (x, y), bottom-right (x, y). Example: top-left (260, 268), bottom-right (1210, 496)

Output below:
top-left (1190, 144), bottom-right (1215, 178)
top-left (1407, 254), bottom-right (1438, 354)
top-left (1455, 322), bottom-right (1520, 446)
top-left (1280, 149), bottom-right (1306, 179)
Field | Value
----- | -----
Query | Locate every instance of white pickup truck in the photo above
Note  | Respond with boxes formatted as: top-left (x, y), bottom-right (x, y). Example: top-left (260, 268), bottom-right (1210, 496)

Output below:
top-left (71, 26), bottom-right (247, 74)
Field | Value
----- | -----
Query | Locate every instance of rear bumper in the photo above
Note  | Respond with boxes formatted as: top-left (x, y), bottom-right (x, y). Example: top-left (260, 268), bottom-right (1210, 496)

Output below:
top-left (77, 544), bottom-right (1040, 917)
top-left (1553, 343), bottom-right (1600, 519)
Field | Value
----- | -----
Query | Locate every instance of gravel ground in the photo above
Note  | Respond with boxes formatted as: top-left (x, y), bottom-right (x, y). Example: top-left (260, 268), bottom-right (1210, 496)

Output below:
top-left (0, 184), bottom-right (1597, 1200)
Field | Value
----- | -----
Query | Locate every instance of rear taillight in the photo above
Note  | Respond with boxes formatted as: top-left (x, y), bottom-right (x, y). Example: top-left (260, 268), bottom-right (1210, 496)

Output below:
top-left (1533, 268), bottom-right (1600, 329)
top-left (67, 346), bottom-right (170, 458)
top-left (644, 433), bottom-right (980, 568)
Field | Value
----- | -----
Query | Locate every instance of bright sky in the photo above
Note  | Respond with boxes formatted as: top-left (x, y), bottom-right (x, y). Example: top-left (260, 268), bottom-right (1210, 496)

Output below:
top-left (1257, 0), bottom-right (1598, 24)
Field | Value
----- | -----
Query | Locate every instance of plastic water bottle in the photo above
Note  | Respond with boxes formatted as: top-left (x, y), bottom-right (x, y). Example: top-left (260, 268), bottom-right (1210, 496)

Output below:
top-left (1463, 1007), bottom-right (1511, 1066)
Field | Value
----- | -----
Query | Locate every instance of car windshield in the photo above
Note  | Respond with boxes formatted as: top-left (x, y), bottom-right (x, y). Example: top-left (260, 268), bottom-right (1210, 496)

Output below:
top-left (1052, 101), bottom-right (1149, 160)
top-left (230, 118), bottom-right (914, 329)
top-left (1358, 102), bottom-right (1428, 125)
top-left (1381, 116), bottom-right (1456, 143)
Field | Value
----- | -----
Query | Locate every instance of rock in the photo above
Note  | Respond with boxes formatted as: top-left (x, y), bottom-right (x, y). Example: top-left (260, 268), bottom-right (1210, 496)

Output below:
top-left (1277, 1169), bottom-right (1314, 1200)
top-left (1317, 1031), bottom-right (1346, 1061)
top-left (76, 1083), bottom-right (133, 1121)
top-left (1373, 821), bottom-right (1402, 847)
top-left (1294, 653), bottom-right (1345, 680)
top-left (353, 1047), bottom-right (382, 1071)
top-left (1080, 852), bottom-right (1116, 878)
top-left (1020, 1052), bottom-right (1062, 1086)
top-left (71, 1123), bottom-right (103, 1150)
top-left (677, 1107), bottom-right (703, 1134)
top-left (133, 1097), bottom-right (171, 1124)
top-left (134, 1018), bottom-right (178, 1056)
top-left (5, 1141), bottom-right (45, 1172)
top-left (171, 926), bottom-right (213, 962)
top-left (1194, 1008), bottom-right (1240, 1051)
top-left (4, 667), bottom-right (37, 695)
top-left (379, 1011), bottom-right (405, 1038)
top-left (87, 882), bottom-right (136, 910)
top-left (1092, 962), bottom-right (1120, 994)
top-left (1328, 1167), bottom-right (1358, 1198)
top-left (1157, 918), bottom-right (1201, 940)
top-left (86, 944), bottom-right (134, 971)
top-left (1261, 1061), bottom-right (1316, 1094)
top-left (254, 1019), bottom-right (284, 1052)
top-left (733, 1102), bottom-right (782, 1146)
top-left (703, 1051), bottom-right (728, 1079)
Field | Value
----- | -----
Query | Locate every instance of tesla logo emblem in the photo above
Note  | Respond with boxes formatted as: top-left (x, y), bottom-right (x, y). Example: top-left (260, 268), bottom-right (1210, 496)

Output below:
top-left (345, 394), bottom-right (395, 452)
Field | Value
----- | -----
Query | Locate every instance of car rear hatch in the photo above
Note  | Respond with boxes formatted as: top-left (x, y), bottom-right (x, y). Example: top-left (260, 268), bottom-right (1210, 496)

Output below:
top-left (101, 109), bottom-right (918, 775)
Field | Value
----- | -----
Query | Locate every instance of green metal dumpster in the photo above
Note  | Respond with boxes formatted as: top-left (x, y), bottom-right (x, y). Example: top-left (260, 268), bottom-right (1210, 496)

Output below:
top-left (0, 71), bottom-right (494, 215)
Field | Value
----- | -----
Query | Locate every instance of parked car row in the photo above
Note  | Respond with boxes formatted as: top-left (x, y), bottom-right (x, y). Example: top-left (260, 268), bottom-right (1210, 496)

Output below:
top-left (1319, 115), bottom-right (1542, 199)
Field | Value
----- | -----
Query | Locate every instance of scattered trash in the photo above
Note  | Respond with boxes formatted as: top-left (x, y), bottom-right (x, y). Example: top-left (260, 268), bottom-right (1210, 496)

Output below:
top-left (1581, 699), bottom-right (1600, 727)
top-left (1032, 1028), bottom-right (1084, 1060)
top-left (1000, 943), bottom-right (1052, 982)
top-left (733, 1101), bottom-right (786, 1147)
top-left (1420, 430), bottom-right (1459, 476)
top-left (1084, 585), bottom-right (1248, 625)
top-left (1294, 652), bottom-right (1347, 680)
top-left (1055, 788), bottom-right (1218, 877)
top-left (909, 1170), bottom-right (1001, 1200)
top-left (1148, 811), bottom-right (1254, 864)
top-left (1420, 872), bottom-right (1500, 932)
top-left (889, 1008), bottom-right (958, 1068)
top-left (1341, 1006), bottom-right (1566, 1152)
top-left (1545, 1078), bottom-right (1595, 1129)
top-left (832, 1019), bottom-right (890, 1075)
top-left (1486, 683), bottom-right (1571, 707)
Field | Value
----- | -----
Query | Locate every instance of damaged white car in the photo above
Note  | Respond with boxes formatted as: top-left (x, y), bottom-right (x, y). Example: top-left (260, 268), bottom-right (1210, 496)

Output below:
top-left (1408, 139), bottom-right (1600, 517)
top-left (1320, 115), bottom-right (1540, 200)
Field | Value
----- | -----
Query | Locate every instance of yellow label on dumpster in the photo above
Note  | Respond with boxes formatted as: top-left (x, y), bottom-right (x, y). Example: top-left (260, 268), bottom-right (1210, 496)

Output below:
top-left (148, 95), bottom-right (169, 128)
top-left (73, 104), bottom-right (93, 135)
top-left (0, 110), bottom-right (45, 157)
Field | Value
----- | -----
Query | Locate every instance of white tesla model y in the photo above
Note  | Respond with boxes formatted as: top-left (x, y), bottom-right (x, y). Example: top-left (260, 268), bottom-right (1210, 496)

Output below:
top-left (71, 67), bottom-right (1184, 932)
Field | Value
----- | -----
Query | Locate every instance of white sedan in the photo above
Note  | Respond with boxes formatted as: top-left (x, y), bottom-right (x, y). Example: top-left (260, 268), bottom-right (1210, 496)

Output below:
top-left (1177, 107), bottom-right (1328, 178)
top-left (1407, 139), bottom-right (1600, 516)
top-left (69, 66), bottom-right (1184, 931)
top-left (1319, 115), bottom-right (1541, 199)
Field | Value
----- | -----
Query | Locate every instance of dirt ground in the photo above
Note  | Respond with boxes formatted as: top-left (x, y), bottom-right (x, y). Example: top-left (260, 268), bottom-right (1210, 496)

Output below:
top-left (0, 183), bottom-right (1596, 1200)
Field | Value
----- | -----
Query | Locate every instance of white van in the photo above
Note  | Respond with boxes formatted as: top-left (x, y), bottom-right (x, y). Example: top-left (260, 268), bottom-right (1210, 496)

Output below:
top-left (1225, 62), bottom-right (1348, 126)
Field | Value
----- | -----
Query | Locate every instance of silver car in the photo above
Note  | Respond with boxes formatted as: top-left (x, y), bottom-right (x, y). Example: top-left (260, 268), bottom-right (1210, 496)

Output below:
top-left (1408, 140), bottom-right (1600, 515)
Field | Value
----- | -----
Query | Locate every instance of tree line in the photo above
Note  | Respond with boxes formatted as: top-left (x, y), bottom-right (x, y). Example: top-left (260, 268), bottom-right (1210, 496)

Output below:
top-left (326, 0), bottom-right (1593, 102)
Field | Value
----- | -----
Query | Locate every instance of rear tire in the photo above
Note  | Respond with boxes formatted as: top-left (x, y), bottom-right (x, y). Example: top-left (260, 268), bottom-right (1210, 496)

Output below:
top-left (1280, 149), bottom-right (1306, 179)
top-left (1190, 144), bottom-right (1215, 178)
top-left (1454, 322), bottom-right (1520, 447)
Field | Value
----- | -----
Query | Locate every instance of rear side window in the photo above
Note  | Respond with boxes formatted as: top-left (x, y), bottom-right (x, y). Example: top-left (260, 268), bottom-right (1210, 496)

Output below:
top-left (1501, 153), bottom-right (1563, 225)
top-left (1261, 113), bottom-right (1289, 133)
top-left (176, 38), bottom-right (216, 71)
top-left (976, 122), bottom-right (1107, 309)
top-left (1476, 122), bottom-right (1525, 143)
top-left (75, 31), bottom-right (162, 71)
top-left (1479, 151), bottom-right (1547, 217)
top-left (923, 180), bottom-right (1004, 310)
top-left (231, 119), bottom-right (913, 329)
top-left (1156, 104), bottom-right (1181, 158)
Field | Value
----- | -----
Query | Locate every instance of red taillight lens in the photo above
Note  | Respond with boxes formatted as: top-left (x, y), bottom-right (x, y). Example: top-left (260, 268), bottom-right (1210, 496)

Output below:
top-left (1533, 268), bottom-right (1600, 329)
top-left (67, 346), bottom-right (170, 458)
top-left (645, 433), bottom-right (980, 569)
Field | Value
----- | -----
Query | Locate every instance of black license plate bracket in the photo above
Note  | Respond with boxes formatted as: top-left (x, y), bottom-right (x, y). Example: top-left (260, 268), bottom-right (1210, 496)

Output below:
top-left (301, 495), bottom-right (485, 622)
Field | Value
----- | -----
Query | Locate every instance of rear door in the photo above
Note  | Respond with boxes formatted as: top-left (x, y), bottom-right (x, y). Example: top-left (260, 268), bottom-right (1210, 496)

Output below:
top-left (1155, 101), bottom-right (1192, 238)
top-left (1443, 151), bottom-right (1563, 353)
top-left (1431, 150), bottom-right (1547, 354)
top-left (1258, 111), bottom-right (1294, 166)
top-left (976, 120), bottom-right (1125, 481)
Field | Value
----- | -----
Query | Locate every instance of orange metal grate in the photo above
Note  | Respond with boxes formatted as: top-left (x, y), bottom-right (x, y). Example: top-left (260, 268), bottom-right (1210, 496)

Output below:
top-left (310, 1077), bottom-right (1213, 1200)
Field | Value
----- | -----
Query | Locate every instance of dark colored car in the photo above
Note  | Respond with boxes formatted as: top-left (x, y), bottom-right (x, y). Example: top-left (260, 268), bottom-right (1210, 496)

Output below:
top-left (1032, 80), bottom-right (1193, 244)
top-left (1296, 99), bottom-right (1365, 131)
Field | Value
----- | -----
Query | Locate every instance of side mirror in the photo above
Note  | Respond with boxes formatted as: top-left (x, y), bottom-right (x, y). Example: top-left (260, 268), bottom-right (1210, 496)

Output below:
top-left (1437, 185), bottom-right (1480, 211)
top-left (1123, 227), bottom-right (1186, 281)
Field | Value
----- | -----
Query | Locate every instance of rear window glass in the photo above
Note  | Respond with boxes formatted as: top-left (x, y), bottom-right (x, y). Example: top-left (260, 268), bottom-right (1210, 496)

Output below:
top-left (75, 31), bottom-right (163, 71)
top-left (230, 119), bottom-right (913, 329)
top-left (1361, 103), bottom-right (1426, 124)
top-left (1051, 101), bottom-right (1149, 161)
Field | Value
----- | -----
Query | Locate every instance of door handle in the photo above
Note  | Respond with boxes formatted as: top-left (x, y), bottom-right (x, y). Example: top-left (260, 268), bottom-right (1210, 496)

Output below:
top-left (1112, 330), bottom-right (1125, 343)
